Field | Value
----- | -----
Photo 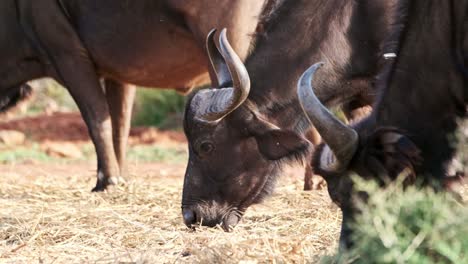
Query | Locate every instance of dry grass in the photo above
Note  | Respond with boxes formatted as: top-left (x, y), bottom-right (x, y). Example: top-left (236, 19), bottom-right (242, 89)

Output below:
top-left (0, 162), bottom-right (341, 263)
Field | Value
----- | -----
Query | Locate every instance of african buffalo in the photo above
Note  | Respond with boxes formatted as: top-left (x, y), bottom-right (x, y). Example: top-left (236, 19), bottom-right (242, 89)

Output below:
top-left (298, 0), bottom-right (467, 248)
top-left (0, 0), bottom-right (267, 191)
top-left (182, 0), bottom-right (398, 230)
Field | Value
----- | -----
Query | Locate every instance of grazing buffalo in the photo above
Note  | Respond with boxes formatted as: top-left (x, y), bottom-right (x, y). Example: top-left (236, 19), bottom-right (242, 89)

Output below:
top-left (0, 0), bottom-right (267, 191)
top-left (298, 0), bottom-right (467, 248)
top-left (182, 0), bottom-right (398, 230)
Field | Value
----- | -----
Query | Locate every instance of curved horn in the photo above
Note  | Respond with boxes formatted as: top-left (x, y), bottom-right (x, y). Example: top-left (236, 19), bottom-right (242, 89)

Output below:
top-left (297, 63), bottom-right (358, 172)
top-left (206, 29), bottom-right (231, 87)
top-left (191, 28), bottom-right (251, 123)
top-left (218, 29), bottom-right (250, 106)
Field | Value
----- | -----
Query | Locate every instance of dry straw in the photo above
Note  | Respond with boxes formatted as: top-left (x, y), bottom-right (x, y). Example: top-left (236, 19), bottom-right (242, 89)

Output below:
top-left (0, 163), bottom-right (341, 263)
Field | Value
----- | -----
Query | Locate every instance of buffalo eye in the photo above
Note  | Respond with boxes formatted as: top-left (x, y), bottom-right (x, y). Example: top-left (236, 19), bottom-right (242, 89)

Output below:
top-left (197, 140), bottom-right (215, 156)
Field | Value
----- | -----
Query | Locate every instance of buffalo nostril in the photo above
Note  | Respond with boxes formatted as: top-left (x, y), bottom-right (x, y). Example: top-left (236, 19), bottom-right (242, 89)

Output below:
top-left (182, 208), bottom-right (196, 227)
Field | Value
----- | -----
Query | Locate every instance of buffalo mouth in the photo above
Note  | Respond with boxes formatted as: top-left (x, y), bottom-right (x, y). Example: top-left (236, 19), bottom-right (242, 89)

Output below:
top-left (181, 205), bottom-right (243, 232)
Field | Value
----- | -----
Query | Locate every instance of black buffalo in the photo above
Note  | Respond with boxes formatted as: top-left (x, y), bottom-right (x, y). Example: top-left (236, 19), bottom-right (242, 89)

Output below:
top-left (0, 0), bottom-right (266, 191)
top-left (298, 0), bottom-right (467, 248)
top-left (182, 0), bottom-right (398, 230)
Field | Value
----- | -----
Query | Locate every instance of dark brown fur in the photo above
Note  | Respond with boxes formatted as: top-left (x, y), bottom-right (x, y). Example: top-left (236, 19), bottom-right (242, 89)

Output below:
top-left (312, 0), bottom-right (467, 248)
top-left (182, 0), bottom-right (399, 229)
top-left (0, 0), bottom-right (266, 191)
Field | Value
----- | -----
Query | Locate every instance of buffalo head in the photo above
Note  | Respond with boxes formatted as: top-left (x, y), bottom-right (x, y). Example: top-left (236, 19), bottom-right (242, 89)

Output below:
top-left (182, 29), bottom-right (310, 230)
top-left (297, 63), bottom-right (422, 203)
top-left (297, 63), bottom-right (423, 247)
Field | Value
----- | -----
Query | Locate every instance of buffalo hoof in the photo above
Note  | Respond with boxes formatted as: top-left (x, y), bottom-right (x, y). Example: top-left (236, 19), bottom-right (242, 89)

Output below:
top-left (92, 175), bottom-right (126, 192)
top-left (91, 181), bottom-right (109, 192)
top-left (92, 171), bottom-right (111, 192)
top-left (110, 176), bottom-right (127, 185)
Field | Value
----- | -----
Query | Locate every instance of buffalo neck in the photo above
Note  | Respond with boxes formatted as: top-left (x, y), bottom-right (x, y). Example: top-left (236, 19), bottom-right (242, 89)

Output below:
top-left (244, 0), bottom-right (396, 133)
top-left (372, 0), bottom-right (467, 178)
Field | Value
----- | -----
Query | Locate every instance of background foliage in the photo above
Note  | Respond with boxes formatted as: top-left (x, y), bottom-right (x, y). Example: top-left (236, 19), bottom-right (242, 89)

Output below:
top-left (21, 79), bottom-right (187, 129)
top-left (131, 88), bottom-right (186, 129)
top-left (325, 178), bottom-right (467, 264)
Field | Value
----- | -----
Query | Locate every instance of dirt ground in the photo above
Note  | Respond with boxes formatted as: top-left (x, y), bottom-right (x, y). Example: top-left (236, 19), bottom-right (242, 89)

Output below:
top-left (0, 112), bottom-right (186, 146)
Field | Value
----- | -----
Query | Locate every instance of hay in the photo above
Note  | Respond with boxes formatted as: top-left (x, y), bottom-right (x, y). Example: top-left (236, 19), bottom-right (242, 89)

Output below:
top-left (0, 163), bottom-right (341, 263)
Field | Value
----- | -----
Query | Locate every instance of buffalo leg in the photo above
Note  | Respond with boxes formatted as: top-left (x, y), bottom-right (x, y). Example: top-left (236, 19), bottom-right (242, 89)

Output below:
top-left (303, 163), bottom-right (314, 191)
top-left (104, 79), bottom-right (136, 178)
top-left (304, 127), bottom-right (326, 190)
top-left (338, 208), bottom-right (355, 250)
top-left (45, 57), bottom-right (120, 191)
top-left (23, 1), bottom-right (120, 191)
top-left (55, 63), bottom-right (119, 191)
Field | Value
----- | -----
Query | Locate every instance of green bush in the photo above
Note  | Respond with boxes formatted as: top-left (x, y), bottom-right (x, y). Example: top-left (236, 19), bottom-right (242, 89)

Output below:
top-left (132, 88), bottom-right (186, 129)
top-left (326, 177), bottom-right (467, 264)
top-left (26, 79), bottom-right (78, 115)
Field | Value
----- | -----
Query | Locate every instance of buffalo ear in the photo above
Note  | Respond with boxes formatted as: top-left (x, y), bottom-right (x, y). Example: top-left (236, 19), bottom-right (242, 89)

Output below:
top-left (255, 129), bottom-right (310, 160)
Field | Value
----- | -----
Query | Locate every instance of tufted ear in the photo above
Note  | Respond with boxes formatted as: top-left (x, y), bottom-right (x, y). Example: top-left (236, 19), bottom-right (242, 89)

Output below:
top-left (357, 128), bottom-right (422, 183)
top-left (246, 113), bottom-right (310, 160)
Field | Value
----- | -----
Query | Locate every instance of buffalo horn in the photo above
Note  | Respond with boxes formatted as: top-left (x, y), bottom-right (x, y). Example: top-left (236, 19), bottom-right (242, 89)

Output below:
top-left (206, 29), bottom-right (231, 88)
top-left (297, 63), bottom-right (358, 172)
top-left (192, 28), bottom-right (250, 123)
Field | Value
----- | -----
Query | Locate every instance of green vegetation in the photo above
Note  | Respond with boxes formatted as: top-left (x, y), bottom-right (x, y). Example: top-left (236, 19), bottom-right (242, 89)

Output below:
top-left (0, 144), bottom-right (55, 163)
top-left (132, 88), bottom-right (186, 129)
top-left (3, 80), bottom-right (189, 164)
top-left (127, 145), bottom-right (187, 164)
top-left (325, 177), bottom-right (467, 264)
top-left (22, 80), bottom-right (187, 129)
top-left (27, 79), bottom-right (78, 114)
top-left (0, 143), bottom-right (187, 164)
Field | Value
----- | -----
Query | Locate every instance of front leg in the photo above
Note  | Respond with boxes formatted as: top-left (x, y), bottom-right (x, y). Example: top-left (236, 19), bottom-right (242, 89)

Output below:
top-left (56, 60), bottom-right (120, 192)
top-left (303, 127), bottom-right (326, 190)
top-left (104, 79), bottom-right (136, 178)
top-left (339, 207), bottom-right (355, 251)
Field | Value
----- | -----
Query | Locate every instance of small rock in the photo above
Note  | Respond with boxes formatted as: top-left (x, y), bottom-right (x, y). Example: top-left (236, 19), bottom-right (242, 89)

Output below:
top-left (0, 130), bottom-right (26, 146)
top-left (41, 141), bottom-right (83, 159)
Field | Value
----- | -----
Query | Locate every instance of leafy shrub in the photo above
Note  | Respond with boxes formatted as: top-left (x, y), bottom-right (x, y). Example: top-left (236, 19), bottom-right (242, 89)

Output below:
top-left (20, 79), bottom-right (77, 116)
top-left (326, 178), bottom-right (467, 264)
top-left (132, 88), bottom-right (186, 129)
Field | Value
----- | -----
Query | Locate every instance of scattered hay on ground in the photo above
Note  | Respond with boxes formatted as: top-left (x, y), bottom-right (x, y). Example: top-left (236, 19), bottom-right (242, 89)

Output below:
top-left (0, 163), bottom-right (341, 263)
